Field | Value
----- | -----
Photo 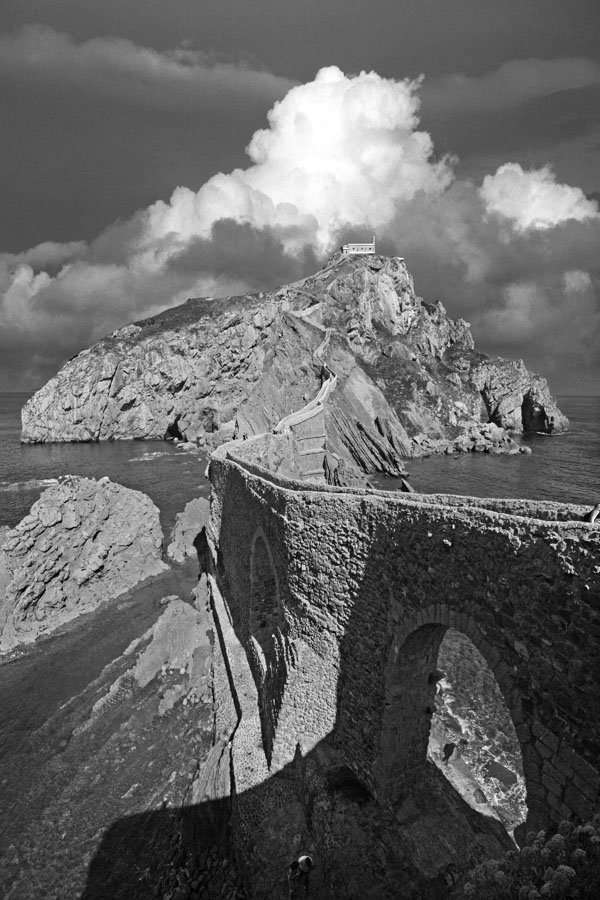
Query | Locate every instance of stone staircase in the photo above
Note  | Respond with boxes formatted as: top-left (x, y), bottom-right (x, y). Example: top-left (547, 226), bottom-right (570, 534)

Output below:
top-left (274, 328), bottom-right (336, 482)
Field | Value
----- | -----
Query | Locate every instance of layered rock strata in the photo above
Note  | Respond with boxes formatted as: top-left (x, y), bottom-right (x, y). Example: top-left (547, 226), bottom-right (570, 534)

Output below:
top-left (21, 255), bottom-right (567, 475)
top-left (0, 476), bottom-right (167, 653)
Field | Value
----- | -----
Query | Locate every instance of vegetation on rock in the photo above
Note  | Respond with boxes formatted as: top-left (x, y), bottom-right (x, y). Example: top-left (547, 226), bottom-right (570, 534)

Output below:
top-left (461, 815), bottom-right (600, 899)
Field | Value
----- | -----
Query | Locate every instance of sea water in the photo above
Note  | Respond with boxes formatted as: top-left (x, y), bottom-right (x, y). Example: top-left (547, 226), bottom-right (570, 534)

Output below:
top-left (2, 395), bottom-right (598, 526)
top-left (0, 392), bottom-right (210, 531)
top-left (371, 395), bottom-right (600, 506)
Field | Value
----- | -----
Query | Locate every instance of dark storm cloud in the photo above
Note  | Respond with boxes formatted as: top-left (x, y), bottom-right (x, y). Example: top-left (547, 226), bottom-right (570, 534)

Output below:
top-left (0, 26), bottom-right (293, 251)
top-left (0, 247), bottom-right (250, 390)
top-left (421, 58), bottom-right (600, 117)
top-left (387, 186), bottom-right (600, 393)
top-left (0, 25), bottom-right (294, 111)
top-left (3, 0), bottom-right (600, 80)
top-left (168, 219), bottom-right (319, 291)
top-left (421, 78), bottom-right (600, 194)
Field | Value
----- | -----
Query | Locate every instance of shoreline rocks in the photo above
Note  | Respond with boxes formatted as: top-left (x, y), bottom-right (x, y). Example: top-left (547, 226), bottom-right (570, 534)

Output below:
top-left (410, 421), bottom-right (533, 457)
top-left (0, 476), bottom-right (168, 654)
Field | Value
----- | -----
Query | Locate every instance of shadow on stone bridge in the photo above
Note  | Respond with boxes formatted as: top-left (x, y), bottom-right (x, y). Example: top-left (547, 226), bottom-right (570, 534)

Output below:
top-left (81, 457), bottom-right (600, 899)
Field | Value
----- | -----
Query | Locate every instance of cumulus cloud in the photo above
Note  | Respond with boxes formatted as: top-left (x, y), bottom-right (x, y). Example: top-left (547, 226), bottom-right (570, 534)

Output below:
top-left (479, 163), bottom-right (599, 231)
top-left (145, 66), bottom-right (453, 253)
top-left (1, 58), bottom-right (599, 393)
top-left (0, 25), bottom-right (294, 110)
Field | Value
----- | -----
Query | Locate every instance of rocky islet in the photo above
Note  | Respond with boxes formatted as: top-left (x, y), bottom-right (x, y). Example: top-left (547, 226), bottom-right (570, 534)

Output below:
top-left (20, 255), bottom-right (567, 476)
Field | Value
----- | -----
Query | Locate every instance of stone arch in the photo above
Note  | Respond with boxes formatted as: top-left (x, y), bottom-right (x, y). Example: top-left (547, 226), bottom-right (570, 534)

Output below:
top-left (248, 527), bottom-right (290, 765)
top-left (374, 605), bottom-right (527, 826)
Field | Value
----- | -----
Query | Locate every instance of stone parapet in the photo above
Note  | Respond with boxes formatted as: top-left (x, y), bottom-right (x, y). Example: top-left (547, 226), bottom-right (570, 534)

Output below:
top-left (209, 450), bottom-right (600, 839)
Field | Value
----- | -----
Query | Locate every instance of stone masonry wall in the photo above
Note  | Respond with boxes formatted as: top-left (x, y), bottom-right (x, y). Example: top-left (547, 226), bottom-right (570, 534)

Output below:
top-left (208, 453), bottom-right (600, 834)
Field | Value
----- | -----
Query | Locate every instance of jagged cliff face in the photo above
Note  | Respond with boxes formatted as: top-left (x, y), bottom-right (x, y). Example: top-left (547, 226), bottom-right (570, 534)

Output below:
top-left (21, 255), bottom-right (567, 473)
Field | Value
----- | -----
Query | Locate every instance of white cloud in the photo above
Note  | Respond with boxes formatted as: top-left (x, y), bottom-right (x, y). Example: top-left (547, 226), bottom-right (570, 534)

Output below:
top-left (479, 163), bottom-right (599, 232)
top-left (146, 66), bottom-right (454, 253)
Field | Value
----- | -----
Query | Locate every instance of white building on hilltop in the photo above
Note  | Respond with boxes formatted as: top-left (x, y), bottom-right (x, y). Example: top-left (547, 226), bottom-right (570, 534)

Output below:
top-left (341, 236), bottom-right (376, 256)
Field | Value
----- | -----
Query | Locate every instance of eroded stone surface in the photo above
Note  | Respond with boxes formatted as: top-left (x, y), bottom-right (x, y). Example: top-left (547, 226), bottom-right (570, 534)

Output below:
top-left (205, 451), bottom-right (600, 896)
top-left (0, 476), bottom-right (167, 653)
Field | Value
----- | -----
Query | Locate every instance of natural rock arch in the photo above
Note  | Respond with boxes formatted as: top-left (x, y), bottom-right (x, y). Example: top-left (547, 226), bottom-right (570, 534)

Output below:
top-left (248, 528), bottom-right (289, 764)
top-left (374, 606), bottom-right (527, 824)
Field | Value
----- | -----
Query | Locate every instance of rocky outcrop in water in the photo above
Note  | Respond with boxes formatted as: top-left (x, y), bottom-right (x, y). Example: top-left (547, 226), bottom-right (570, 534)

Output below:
top-left (0, 476), bottom-right (167, 653)
top-left (472, 359), bottom-right (569, 433)
top-left (21, 255), bottom-right (567, 473)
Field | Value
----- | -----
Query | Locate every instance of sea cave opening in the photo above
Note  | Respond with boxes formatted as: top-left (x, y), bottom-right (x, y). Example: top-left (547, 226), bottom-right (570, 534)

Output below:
top-left (428, 627), bottom-right (527, 838)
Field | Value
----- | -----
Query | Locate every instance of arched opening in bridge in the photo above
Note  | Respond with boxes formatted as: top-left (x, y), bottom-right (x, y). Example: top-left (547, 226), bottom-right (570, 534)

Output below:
top-left (248, 531), bottom-right (289, 766)
top-left (378, 624), bottom-right (526, 838)
top-left (429, 628), bottom-right (526, 836)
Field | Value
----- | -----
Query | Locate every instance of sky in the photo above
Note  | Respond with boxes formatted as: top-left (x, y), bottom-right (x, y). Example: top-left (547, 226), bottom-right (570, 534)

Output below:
top-left (1, 0), bottom-right (599, 394)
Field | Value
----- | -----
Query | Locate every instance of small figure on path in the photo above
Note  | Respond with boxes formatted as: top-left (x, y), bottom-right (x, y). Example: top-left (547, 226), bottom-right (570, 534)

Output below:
top-left (582, 503), bottom-right (600, 524)
top-left (288, 854), bottom-right (313, 897)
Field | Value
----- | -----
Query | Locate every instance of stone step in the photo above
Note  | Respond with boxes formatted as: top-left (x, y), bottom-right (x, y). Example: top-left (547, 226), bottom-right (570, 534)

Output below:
top-left (294, 433), bottom-right (327, 441)
top-left (298, 448), bottom-right (326, 457)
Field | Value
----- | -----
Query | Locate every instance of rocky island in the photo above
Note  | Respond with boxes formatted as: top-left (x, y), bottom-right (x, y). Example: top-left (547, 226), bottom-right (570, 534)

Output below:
top-left (21, 254), bottom-right (567, 480)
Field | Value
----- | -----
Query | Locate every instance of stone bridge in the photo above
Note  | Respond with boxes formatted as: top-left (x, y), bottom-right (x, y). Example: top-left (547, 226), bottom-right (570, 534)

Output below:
top-left (204, 436), bottom-right (600, 895)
